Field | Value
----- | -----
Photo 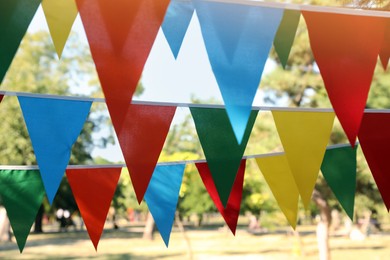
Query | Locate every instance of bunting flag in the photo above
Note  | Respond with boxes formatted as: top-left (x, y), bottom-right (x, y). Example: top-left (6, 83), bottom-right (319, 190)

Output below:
top-left (0, 170), bottom-right (45, 252)
top-left (0, 0), bottom-right (41, 84)
top-left (66, 167), bottom-right (121, 250)
top-left (18, 96), bottom-right (92, 204)
top-left (117, 104), bottom-right (176, 204)
top-left (193, 1), bottom-right (283, 143)
top-left (161, 0), bottom-right (194, 59)
top-left (256, 154), bottom-right (299, 229)
top-left (321, 146), bottom-right (357, 220)
top-left (76, 0), bottom-right (170, 131)
top-left (358, 113), bottom-right (390, 210)
top-left (196, 160), bottom-right (246, 235)
top-left (0, 95), bottom-right (3, 103)
top-left (272, 111), bottom-right (334, 208)
top-left (380, 20), bottom-right (390, 70)
top-left (42, 0), bottom-right (79, 58)
top-left (144, 164), bottom-right (185, 247)
top-left (302, 11), bottom-right (386, 146)
top-left (273, 10), bottom-right (301, 69)
top-left (190, 107), bottom-right (258, 207)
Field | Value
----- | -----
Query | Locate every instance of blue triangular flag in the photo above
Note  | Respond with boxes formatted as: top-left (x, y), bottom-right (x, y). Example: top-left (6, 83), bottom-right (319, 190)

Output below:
top-left (192, 1), bottom-right (283, 143)
top-left (162, 0), bottom-right (194, 59)
top-left (144, 164), bottom-right (185, 247)
top-left (18, 96), bottom-right (92, 204)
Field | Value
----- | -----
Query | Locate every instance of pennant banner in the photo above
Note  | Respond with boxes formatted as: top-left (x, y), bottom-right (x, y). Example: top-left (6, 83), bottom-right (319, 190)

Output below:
top-left (193, 1), bottom-right (283, 143)
top-left (0, 95), bottom-right (3, 103)
top-left (0, 170), bottom-right (45, 252)
top-left (196, 160), bottom-right (246, 235)
top-left (321, 146), bottom-right (357, 220)
top-left (0, 0), bottom-right (41, 84)
top-left (18, 97), bottom-right (92, 204)
top-left (272, 111), bottom-right (335, 208)
top-left (256, 154), bottom-right (299, 229)
top-left (66, 167), bottom-right (121, 250)
top-left (162, 0), bottom-right (194, 59)
top-left (190, 107), bottom-right (258, 207)
top-left (358, 113), bottom-right (390, 210)
top-left (302, 11), bottom-right (386, 146)
top-left (380, 20), bottom-right (390, 70)
top-left (42, 0), bottom-right (79, 58)
top-left (144, 164), bottom-right (185, 247)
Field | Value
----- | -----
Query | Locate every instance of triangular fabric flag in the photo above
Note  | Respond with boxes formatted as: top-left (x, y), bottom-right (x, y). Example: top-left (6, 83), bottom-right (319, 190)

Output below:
top-left (273, 10), bottom-right (301, 69)
top-left (192, 1), bottom-right (283, 143)
top-left (66, 167), bottom-right (121, 250)
top-left (196, 160), bottom-right (246, 235)
top-left (272, 111), bottom-right (335, 208)
top-left (0, 95), bottom-right (3, 103)
top-left (190, 107), bottom-right (258, 207)
top-left (42, 0), bottom-right (78, 58)
top-left (380, 20), bottom-right (390, 70)
top-left (0, 0), bottom-right (41, 84)
top-left (0, 170), bottom-right (45, 252)
top-left (256, 154), bottom-right (299, 229)
top-left (117, 104), bottom-right (176, 204)
top-left (302, 11), bottom-right (386, 146)
top-left (321, 146), bottom-right (357, 220)
top-left (18, 96), bottom-right (92, 204)
top-left (162, 0), bottom-right (194, 59)
top-left (76, 0), bottom-right (170, 131)
top-left (358, 113), bottom-right (390, 210)
top-left (144, 164), bottom-right (185, 247)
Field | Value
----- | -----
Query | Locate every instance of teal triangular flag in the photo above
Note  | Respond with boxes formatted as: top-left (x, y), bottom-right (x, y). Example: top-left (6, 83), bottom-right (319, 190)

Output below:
top-left (0, 0), bottom-right (41, 84)
top-left (162, 0), bottom-right (194, 59)
top-left (0, 169), bottom-right (45, 252)
top-left (192, 0), bottom-right (283, 143)
top-left (190, 107), bottom-right (258, 207)
top-left (18, 96), bottom-right (92, 204)
top-left (321, 145), bottom-right (357, 220)
top-left (144, 164), bottom-right (185, 247)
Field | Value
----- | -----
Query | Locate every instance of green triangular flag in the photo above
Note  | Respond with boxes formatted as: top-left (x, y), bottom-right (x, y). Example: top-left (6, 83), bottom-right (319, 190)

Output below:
top-left (0, 169), bottom-right (45, 252)
top-left (321, 146), bottom-right (357, 220)
top-left (273, 10), bottom-right (300, 69)
top-left (190, 108), bottom-right (258, 207)
top-left (0, 0), bottom-right (41, 84)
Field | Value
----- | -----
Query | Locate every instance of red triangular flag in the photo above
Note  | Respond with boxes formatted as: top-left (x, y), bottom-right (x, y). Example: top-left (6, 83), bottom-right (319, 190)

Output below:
top-left (196, 160), bottom-right (246, 235)
top-left (119, 104), bottom-right (176, 203)
top-left (358, 113), bottom-right (390, 211)
top-left (380, 20), bottom-right (390, 70)
top-left (302, 11), bottom-right (386, 146)
top-left (66, 168), bottom-right (121, 250)
top-left (76, 0), bottom-right (170, 129)
top-left (0, 95), bottom-right (3, 103)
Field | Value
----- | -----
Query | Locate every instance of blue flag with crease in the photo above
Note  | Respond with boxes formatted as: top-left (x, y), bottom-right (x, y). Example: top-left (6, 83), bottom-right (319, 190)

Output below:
top-left (144, 164), bottom-right (185, 247)
top-left (193, 1), bottom-right (283, 143)
top-left (18, 96), bottom-right (92, 204)
top-left (162, 0), bottom-right (194, 59)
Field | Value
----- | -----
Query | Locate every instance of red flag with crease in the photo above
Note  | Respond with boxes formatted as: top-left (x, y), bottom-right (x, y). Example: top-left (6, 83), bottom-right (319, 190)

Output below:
top-left (380, 20), bottom-right (390, 70)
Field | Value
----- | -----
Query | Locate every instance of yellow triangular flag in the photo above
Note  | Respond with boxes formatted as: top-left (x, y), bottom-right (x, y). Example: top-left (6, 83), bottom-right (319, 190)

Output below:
top-left (272, 111), bottom-right (335, 208)
top-left (256, 154), bottom-right (299, 229)
top-left (42, 0), bottom-right (78, 58)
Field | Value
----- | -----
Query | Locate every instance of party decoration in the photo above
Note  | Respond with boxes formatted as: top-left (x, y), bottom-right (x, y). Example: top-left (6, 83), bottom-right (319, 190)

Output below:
top-left (321, 146), bottom-right (357, 219)
top-left (0, 95), bottom-right (3, 103)
top-left (0, 0), bottom-right (41, 84)
top-left (117, 104), bottom-right (176, 204)
top-left (380, 20), bottom-right (390, 70)
top-left (0, 170), bottom-right (45, 252)
top-left (193, 1), bottom-right (283, 143)
top-left (42, 0), bottom-right (79, 58)
top-left (66, 167), bottom-right (121, 250)
top-left (256, 154), bottom-right (299, 229)
top-left (272, 111), bottom-right (334, 208)
top-left (162, 0), bottom-right (194, 59)
top-left (303, 11), bottom-right (386, 146)
top-left (144, 164), bottom-right (185, 247)
top-left (196, 160), bottom-right (246, 235)
top-left (273, 10), bottom-right (301, 69)
top-left (190, 107), bottom-right (257, 207)
top-left (18, 96), bottom-right (92, 204)
top-left (76, 0), bottom-right (170, 131)
top-left (358, 113), bottom-right (390, 210)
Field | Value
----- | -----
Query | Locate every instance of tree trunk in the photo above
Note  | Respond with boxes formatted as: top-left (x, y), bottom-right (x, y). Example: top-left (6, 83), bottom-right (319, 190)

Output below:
top-left (143, 211), bottom-right (155, 240)
top-left (175, 211), bottom-right (193, 259)
top-left (34, 204), bottom-right (44, 233)
top-left (312, 189), bottom-right (331, 260)
top-left (0, 206), bottom-right (11, 242)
